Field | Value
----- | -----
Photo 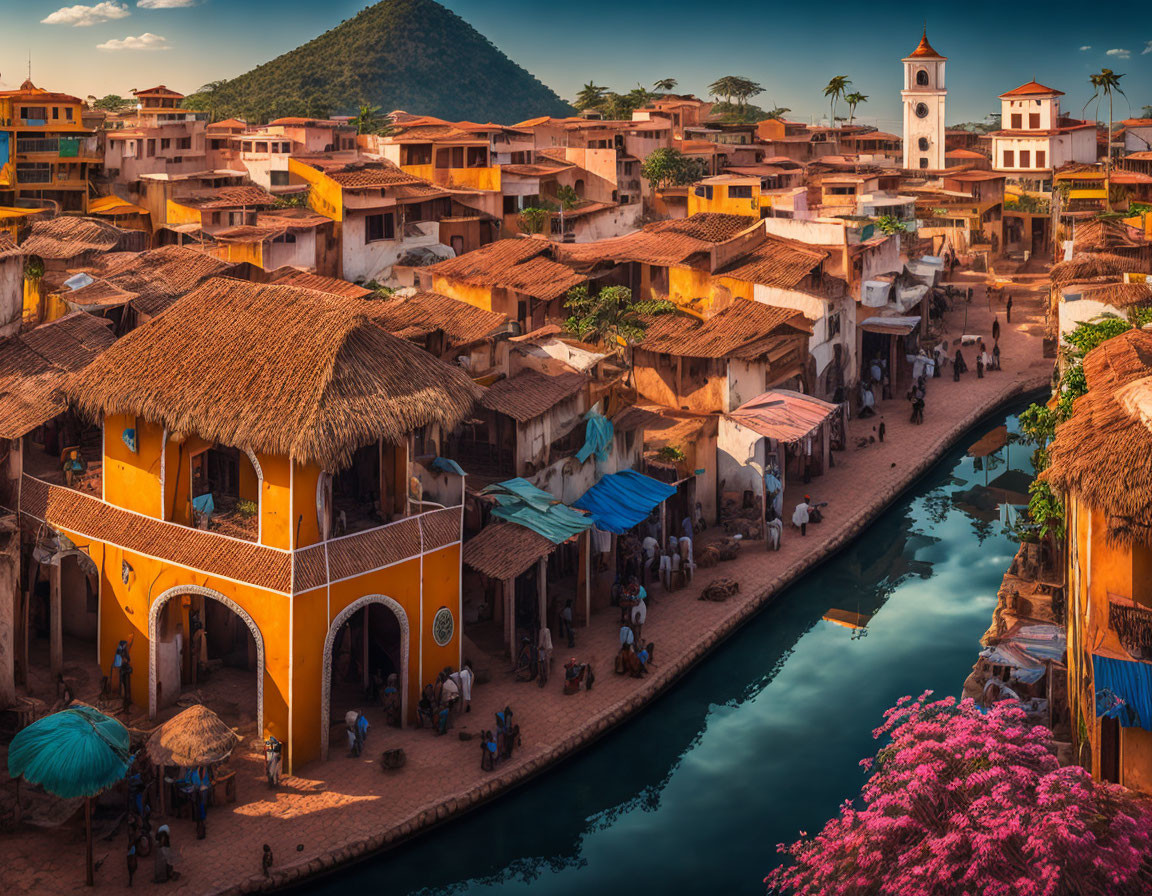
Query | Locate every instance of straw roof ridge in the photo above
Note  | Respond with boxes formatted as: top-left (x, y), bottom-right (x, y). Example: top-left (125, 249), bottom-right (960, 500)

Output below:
top-left (1045, 328), bottom-right (1152, 545)
top-left (1050, 253), bottom-right (1143, 285)
top-left (146, 704), bottom-right (239, 767)
top-left (66, 279), bottom-right (481, 470)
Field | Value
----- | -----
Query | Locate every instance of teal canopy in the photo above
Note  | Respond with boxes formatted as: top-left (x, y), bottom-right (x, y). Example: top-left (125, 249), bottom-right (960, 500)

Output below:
top-left (482, 478), bottom-right (592, 544)
top-left (8, 704), bottom-right (131, 799)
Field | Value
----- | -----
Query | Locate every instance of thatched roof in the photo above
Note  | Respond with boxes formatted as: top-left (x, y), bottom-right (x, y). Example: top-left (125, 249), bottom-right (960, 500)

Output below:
top-left (481, 369), bottom-right (585, 422)
top-left (66, 278), bottom-right (482, 470)
top-left (146, 704), bottom-right (238, 767)
top-left (1073, 218), bottom-right (1150, 253)
top-left (1045, 328), bottom-right (1152, 545)
top-left (1076, 281), bottom-right (1152, 309)
top-left (463, 521), bottom-right (558, 580)
top-left (1050, 253), bottom-right (1141, 285)
top-left (21, 216), bottom-right (128, 260)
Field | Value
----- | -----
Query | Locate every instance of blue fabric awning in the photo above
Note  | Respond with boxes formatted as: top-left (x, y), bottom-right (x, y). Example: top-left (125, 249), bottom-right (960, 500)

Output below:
top-left (1093, 654), bottom-right (1152, 731)
top-left (481, 479), bottom-right (592, 544)
top-left (571, 470), bottom-right (677, 534)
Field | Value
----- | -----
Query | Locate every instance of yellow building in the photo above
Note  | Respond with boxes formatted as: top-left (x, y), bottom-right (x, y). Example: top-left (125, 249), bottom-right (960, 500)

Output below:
top-left (0, 79), bottom-right (97, 213)
top-left (1046, 328), bottom-right (1152, 792)
top-left (21, 278), bottom-right (481, 770)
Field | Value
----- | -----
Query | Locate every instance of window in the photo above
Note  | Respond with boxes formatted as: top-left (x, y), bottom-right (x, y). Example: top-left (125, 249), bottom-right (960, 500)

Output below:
top-left (51, 107), bottom-right (59, 120)
top-left (65, 107), bottom-right (73, 121)
top-left (728, 185), bottom-right (753, 199)
top-left (402, 144), bottom-right (432, 165)
top-left (272, 232), bottom-right (297, 244)
top-left (1029, 113), bottom-right (1040, 129)
top-left (269, 170), bottom-right (290, 186)
top-left (919, 157), bottom-right (929, 169)
top-left (1019, 150), bottom-right (1031, 168)
top-left (694, 185), bottom-right (714, 199)
top-left (1036, 150), bottom-right (1046, 169)
top-left (1011, 113), bottom-right (1022, 129)
top-left (210, 138), bottom-right (225, 150)
top-left (178, 137), bottom-right (191, 150)
top-left (146, 139), bottom-right (156, 157)
top-left (228, 211), bottom-right (245, 226)
top-left (503, 195), bottom-right (518, 214)
top-left (1003, 150), bottom-right (1015, 168)
top-left (160, 138), bottom-right (171, 150)
top-left (916, 69), bottom-right (929, 86)
top-left (918, 137), bottom-right (929, 151)
top-left (21, 106), bottom-right (47, 121)
top-left (827, 311), bottom-right (841, 340)
top-left (365, 212), bottom-right (395, 242)
top-left (915, 103), bottom-right (929, 119)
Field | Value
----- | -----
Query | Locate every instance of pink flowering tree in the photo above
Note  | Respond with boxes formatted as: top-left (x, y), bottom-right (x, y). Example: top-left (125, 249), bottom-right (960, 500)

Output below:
top-left (766, 693), bottom-right (1152, 896)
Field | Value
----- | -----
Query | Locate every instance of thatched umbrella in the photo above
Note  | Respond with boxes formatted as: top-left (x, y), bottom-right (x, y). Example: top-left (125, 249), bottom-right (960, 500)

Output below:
top-left (146, 704), bottom-right (239, 768)
top-left (7, 704), bottom-right (132, 886)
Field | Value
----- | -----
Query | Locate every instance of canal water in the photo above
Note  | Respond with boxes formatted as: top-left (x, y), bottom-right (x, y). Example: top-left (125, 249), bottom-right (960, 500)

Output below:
top-left (305, 400), bottom-right (1036, 896)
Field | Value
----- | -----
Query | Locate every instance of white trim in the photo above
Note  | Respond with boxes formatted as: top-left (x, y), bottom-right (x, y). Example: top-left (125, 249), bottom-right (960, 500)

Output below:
top-left (320, 595), bottom-right (410, 760)
top-left (101, 424), bottom-right (105, 503)
top-left (458, 479), bottom-right (465, 670)
top-left (244, 449), bottom-right (264, 546)
top-left (288, 461), bottom-right (295, 772)
top-left (290, 542), bottom-right (462, 595)
top-left (159, 428), bottom-right (168, 521)
top-left (148, 585), bottom-right (265, 735)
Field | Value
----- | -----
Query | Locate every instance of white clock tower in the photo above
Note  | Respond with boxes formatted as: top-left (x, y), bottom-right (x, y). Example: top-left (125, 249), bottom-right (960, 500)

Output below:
top-left (901, 30), bottom-right (946, 170)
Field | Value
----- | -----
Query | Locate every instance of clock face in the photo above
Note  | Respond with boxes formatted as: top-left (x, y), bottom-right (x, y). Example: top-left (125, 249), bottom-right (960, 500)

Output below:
top-left (432, 606), bottom-right (454, 646)
top-left (915, 103), bottom-right (930, 119)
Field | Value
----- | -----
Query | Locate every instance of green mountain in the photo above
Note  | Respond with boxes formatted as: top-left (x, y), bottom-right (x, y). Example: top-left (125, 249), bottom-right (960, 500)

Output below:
top-left (188, 0), bottom-right (574, 125)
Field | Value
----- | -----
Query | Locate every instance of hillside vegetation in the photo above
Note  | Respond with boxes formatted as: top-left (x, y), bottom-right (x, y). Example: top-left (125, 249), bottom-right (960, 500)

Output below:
top-left (186, 0), bottom-right (573, 124)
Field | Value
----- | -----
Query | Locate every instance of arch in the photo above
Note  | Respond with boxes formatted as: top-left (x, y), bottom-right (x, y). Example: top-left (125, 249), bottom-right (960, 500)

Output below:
top-left (916, 68), bottom-right (930, 87)
top-left (320, 595), bottom-right (410, 760)
top-left (243, 448), bottom-right (264, 543)
top-left (148, 585), bottom-right (265, 734)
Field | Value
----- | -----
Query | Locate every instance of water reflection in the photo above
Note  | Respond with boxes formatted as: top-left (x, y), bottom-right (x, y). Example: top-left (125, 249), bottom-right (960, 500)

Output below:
top-left (301, 403), bottom-right (1036, 896)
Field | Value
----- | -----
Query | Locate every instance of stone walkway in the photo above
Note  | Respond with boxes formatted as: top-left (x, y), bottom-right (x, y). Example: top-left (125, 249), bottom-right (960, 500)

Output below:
top-left (2, 277), bottom-right (1055, 894)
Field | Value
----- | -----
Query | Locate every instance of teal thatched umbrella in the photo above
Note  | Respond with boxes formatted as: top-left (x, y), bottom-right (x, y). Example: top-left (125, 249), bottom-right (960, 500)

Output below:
top-left (8, 704), bottom-right (132, 885)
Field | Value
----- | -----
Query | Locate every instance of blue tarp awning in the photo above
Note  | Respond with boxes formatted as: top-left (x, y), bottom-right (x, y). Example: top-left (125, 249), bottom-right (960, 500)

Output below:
top-left (481, 478), bottom-right (592, 544)
top-left (1093, 654), bottom-right (1152, 731)
top-left (571, 470), bottom-right (677, 534)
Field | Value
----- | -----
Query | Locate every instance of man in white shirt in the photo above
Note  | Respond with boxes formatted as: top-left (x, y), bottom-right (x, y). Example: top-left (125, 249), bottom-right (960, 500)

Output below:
top-left (792, 496), bottom-right (811, 536)
top-left (631, 599), bottom-right (647, 642)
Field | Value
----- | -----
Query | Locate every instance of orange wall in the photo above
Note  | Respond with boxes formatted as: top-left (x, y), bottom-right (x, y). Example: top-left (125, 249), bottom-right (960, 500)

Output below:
top-left (667, 267), bottom-right (753, 316)
top-left (261, 454), bottom-right (292, 550)
top-left (103, 414), bottom-right (165, 517)
top-left (429, 276), bottom-right (494, 313)
top-left (292, 462), bottom-right (323, 549)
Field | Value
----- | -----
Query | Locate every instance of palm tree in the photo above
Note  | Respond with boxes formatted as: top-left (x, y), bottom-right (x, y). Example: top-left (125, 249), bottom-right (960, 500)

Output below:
top-left (351, 103), bottom-right (383, 135)
top-left (1085, 68), bottom-right (1126, 190)
top-left (823, 75), bottom-right (851, 126)
top-left (555, 184), bottom-right (580, 239)
top-left (654, 78), bottom-right (678, 93)
top-left (844, 92), bottom-right (868, 125)
top-left (764, 105), bottom-right (791, 120)
top-left (575, 81), bottom-right (608, 112)
top-left (708, 76), bottom-right (742, 106)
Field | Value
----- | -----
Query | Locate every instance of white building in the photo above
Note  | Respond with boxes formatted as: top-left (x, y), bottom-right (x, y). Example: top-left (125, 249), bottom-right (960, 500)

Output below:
top-left (901, 31), bottom-right (947, 171)
top-left (1122, 118), bottom-right (1152, 155)
top-left (991, 82), bottom-right (1096, 181)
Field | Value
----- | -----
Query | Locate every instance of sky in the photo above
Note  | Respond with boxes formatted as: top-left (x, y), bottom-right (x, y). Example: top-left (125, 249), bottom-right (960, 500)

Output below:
top-left (2, 0), bottom-right (1150, 128)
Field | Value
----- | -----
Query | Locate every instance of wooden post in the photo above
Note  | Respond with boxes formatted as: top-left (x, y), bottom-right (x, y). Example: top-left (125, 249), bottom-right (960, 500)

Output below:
top-left (85, 795), bottom-right (94, 886)
top-left (503, 577), bottom-right (514, 655)
top-left (362, 604), bottom-right (370, 690)
top-left (537, 556), bottom-right (547, 632)
top-left (584, 531), bottom-right (591, 628)
top-left (49, 560), bottom-right (62, 678)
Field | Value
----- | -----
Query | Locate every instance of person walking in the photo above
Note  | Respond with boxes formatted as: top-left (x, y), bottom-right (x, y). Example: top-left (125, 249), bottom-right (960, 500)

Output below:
top-left (976, 353), bottom-right (984, 379)
top-left (953, 349), bottom-right (967, 381)
top-left (1006, 293), bottom-right (1013, 323)
top-left (560, 599), bottom-right (575, 648)
top-left (992, 316), bottom-right (1000, 343)
top-left (792, 497), bottom-right (811, 537)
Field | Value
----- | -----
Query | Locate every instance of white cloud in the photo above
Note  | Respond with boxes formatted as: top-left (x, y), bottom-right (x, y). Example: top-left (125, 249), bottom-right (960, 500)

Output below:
top-left (136, 0), bottom-right (196, 6)
top-left (1143, 41), bottom-right (1152, 55)
top-left (1079, 45), bottom-right (1091, 51)
top-left (97, 32), bottom-right (169, 50)
top-left (41, 2), bottom-right (129, 26)
top-left (1106, 48), bottom-right (1131, 59)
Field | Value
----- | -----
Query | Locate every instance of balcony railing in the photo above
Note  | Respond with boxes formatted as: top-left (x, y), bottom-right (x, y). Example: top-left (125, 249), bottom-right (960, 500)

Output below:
top-left (17, 138), bottom-right (60, 154)
top-left (20, 473), bottom-right (462, 595)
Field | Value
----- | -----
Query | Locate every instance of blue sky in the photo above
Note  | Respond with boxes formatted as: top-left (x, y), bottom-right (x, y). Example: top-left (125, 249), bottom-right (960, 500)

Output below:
top-left (3, 0), bottom-right (1150, 126)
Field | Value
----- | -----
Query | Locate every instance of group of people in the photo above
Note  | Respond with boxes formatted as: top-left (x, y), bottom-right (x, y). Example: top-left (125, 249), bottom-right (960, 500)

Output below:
top-left (625, 514), bottom-right (697, 591)
top-left (614, 575), bottom-right (656, 677)
top-left (417, 663), bottom-right (476, 734)
top-left (514, 627), bottom-right (554, 686)
top-left (479, 705), bottom-right (519, 771)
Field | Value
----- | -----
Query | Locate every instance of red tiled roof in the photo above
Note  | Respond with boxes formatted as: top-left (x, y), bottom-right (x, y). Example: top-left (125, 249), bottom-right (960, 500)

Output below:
top-left (714, 235), bottom-right (831, 289)
top-left (481, 369), bottom-right (586, 422)
top-left (21, 217), bottom-right (128, 259)
top-left (559, 214), bottom-right (756, 269)
top-left (727, 390), bottom-right (840, 444)
top-left (270, 269), bottom-right (373, 298)
top-left (422, 238), bottom-right (585, 301)
top-left (177, 185), bottom-right (277, 209)
top-left (999, 81), bottom-right (1064, 98)
top-left (132, 85), bottom-right (183, 98)
top-left (637, 299), bottom-right (809, 360)
top-left (370, 291), bottom-right (508, 345)
top-left (907, 30), bottom-right (945, 59)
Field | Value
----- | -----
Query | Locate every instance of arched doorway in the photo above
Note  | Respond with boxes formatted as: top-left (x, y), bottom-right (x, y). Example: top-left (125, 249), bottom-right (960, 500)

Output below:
top-left (321, 596), bottom-right (409, 760)
top-left (148, 586), bottom-right (264, 735)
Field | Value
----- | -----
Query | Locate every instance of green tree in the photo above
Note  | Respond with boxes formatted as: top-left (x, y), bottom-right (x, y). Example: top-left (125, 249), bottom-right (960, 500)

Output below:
top-left (875, 214), bottom-right (907, 235)
top-left (555, 184), bottom-right (580, 236)
top-left (91, 94), bottom-right (127, 112)
top-left (518, 206), bottom-right (553, 235)
top-left (844, 91), bottom-right (868, 125)
top-left (639, 148), bottom-right (708, 190)
top-left (653, 78), bottom-right (678, 93)
top-left (563, 284), bottom-right (676, 380)
top-left (194, 80), bottom-right (231, 123)
top-left (764, 105), bottom-right (791, 120)
top-left (575, 81), bottom-right (608, 112)
top-left (823, 75), bottom-right (851, 125)
top-left (351, 103), bottom-right (384, 135)
top-left (730, 77), bottom-right (764, 108)
top-left (708, 76), bottom-right (741, 106)
top-left (1085, 68), bottom-right (1126, 187)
